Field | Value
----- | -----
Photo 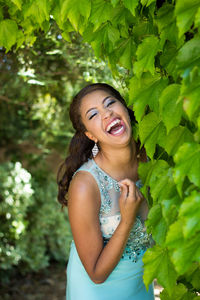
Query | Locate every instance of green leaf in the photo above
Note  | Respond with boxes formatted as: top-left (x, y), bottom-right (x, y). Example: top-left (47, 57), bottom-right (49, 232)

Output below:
top-left (89, 0), bottom-right (113, 31)
top-left (23, 0), bottom-right (51, 25)
top-left (7, 2), bottom-right (19, 16)
top-left (111, 0), bottom-right (120, 6)
top-left (119, 39), bottom-right (136, 70)
top-left (141, 0), bottom-right (156, 7)
top-left (132, 19), bottom-right (155, 41)
top-left (139, 112), bottom-right (166, 159)
top-left (111, 6), bottom-right (132, 29)
top-left (34, 0), bottom-right (50, 22)
top-left (198, 116), bottom-right (200, 130)
top-left (148, 162), bottom-right (177, 203)
top-left (75, 0), bottom-right (91, 20)
top-left (176, 38), bottom-right (200, 71)
top-left (172, 235), bottom-right (200, 274)
top-left (145, 204), bottom-right (168, 244)
top-left (129, 73), bottom-right (168, 122)
top-left (175, 0), bottom-right (200, 37)
top-left (173, 143), bottom-right (200, 195)
top-left (155, 3), bottom-right (180, 47)
top-left (114, 37), bottom-right (136, 70)
top-left (20, 18), bottom-right (35, 36)
top-left (166, 219), bottom-right (184, 248)
top-left (143, 245), bottom-right (177, 293)
top-left (82, 22), bottom-right (94, 42)
top-left (102, 24), bottom-right (120, 52)
top-left (138, 160), bottom-right (155, 198)
top-left (0, 19), bottom-right (18, 51)
top-left (188, 265), bottom-right (200, 290)
top-left (16, 30), bottom-right (25, 49)
top-left (160, 283), bottom-right (192, 300)
top-left (61, 31), bottom-right (71, 42)
top-left (61, 0), bottom-right (91, 31)
top-left (122, 0), bottom-right (139, 16)
top-left (159, 84), bottom-right (183, 134)
top-left (139, 160), bottom-right (170, 199)
top-left (165, 126), bottom-right (194, 156)
top-left (195, 7), bottom-right (200, 27)
top-left (24, 35), bottom-right (36, 46)
top-left (179, 191), bottom-right (200, 238)
top-left (166, 220), bottom-right (200, 274)
top-left (0, 6), bottom-right (3, 21)
top-left (139, 160), bottom-right (178, 212)
top-left (161, 196), bottom-right (181, 226)
top-left (61, 20), bottom-right (74, 33)
top-left (134, 36), bottom-right (160, 77)
top-left (89, 23), bottom-right (120, 57)
top-left (159, 41), bottom-right (178, 78)
top-left (181, 67), bottom-right (200, 120)
top-left (156, 4), bottom-right (174, 31)
top-left (11, 0), bottom-right (22, 10)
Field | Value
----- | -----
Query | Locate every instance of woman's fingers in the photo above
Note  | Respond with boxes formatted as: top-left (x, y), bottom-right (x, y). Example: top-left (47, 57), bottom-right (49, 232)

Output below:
top-left (118, 179), bottom-right (144, 203)
top-left (135, 187), bottom-right (143, 201)
top-left (118, 179), bottom-right (136, 199)
top-left (118, 179), bottom-right (143, 228)
top-left (118, 182), bottom-right (128, 199)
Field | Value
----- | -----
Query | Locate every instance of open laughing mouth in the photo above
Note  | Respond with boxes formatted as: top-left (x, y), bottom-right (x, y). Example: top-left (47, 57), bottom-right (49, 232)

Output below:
top-left (106, 118), bottom-right (126, 136)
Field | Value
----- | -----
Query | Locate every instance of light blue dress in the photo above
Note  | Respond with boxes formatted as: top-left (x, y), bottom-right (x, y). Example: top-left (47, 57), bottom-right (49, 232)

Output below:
top-left (66, 159), bottom-right (155, 300)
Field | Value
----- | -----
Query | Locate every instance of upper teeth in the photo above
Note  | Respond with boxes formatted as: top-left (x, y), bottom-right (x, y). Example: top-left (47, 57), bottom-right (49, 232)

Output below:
top-left (106, 119), bottom-right (121, 132)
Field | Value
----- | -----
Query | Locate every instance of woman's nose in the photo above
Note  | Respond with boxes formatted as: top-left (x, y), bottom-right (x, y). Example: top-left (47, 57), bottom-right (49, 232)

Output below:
top-left (102, 107), bottom-right (113, 119)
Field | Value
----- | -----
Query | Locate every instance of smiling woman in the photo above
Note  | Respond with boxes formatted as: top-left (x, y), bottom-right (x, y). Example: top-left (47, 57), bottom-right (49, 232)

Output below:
top-left (81, 89), bottom-right (133, 150)
top-left (57, 83), bottom-right (155, 300)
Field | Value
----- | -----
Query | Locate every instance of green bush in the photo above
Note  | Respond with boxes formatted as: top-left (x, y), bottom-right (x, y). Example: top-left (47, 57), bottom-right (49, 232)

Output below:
top-left (0, 162), bottom-right (72, 282)
top-left (0, 162), bottom-right (34, 270)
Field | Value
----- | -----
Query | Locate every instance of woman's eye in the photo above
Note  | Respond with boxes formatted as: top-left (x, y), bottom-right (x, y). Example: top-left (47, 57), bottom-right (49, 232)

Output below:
top-left (106, 100), bottom-right (116, 107)
top-left (89, 113), bottom-right (97, 120)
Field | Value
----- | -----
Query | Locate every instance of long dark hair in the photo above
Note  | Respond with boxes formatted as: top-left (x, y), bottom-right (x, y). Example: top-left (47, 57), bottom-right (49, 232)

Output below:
top-left (57, 83), bottom-right (143, 206)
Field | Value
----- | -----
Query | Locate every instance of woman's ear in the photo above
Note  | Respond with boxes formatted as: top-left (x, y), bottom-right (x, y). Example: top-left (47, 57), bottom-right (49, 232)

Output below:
top-left (85, 131), bottom-right (98, 144)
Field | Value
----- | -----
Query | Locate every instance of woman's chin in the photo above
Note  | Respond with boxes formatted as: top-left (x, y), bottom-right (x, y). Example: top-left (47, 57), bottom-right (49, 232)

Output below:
top-left (107, 131), bottom-right (132, 146)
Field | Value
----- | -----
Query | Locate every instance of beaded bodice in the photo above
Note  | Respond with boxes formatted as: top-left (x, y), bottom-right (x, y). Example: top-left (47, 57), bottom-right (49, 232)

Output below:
top-left (74, 159), bottom-right (152, 262)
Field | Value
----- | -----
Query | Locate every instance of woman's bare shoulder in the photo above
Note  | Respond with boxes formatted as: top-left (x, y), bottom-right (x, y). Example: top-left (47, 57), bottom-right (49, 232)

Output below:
top-left (68, 170), bottom-right (100, 208)
top-left (69, 170), bottom-right (98, 193)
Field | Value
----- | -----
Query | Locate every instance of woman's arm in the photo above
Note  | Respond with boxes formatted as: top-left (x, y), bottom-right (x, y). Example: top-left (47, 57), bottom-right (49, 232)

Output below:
top-left (68, 172), bottom-right (143, 284)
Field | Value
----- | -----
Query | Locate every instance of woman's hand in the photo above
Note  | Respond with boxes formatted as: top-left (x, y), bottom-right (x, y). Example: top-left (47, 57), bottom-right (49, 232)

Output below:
top-left (118, 179), bottom-right (144, 228)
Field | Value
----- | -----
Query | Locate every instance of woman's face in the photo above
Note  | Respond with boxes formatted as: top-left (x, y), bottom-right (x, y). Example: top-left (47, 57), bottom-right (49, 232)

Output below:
top-left (80, 90), bottom-right (132, 148)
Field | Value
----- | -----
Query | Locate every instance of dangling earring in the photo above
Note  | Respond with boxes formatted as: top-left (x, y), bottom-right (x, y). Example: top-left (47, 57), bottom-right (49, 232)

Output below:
top-left (92, 142), bottom-right (99, 157)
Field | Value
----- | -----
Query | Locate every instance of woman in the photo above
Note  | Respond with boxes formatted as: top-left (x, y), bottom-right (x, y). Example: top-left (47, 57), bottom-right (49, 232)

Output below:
top-left (57, 83), bottom-right (154, 300)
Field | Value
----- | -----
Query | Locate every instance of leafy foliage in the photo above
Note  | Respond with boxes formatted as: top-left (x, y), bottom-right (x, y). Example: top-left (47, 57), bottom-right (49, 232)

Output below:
top-left (0, 162), bottom-right (72, 283)
top-left (0, 162), bottom-right (34, 270)
top-left (0, 0), bottom-right (200, 297)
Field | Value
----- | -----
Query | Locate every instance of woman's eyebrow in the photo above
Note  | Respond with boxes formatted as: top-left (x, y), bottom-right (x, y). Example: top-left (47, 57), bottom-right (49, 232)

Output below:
top-left (102, 95), bottom-right (112, 104)
top-left (85, 107), bottom-right (97, 116)
top-left (85, 96), bottom-right (112, 116)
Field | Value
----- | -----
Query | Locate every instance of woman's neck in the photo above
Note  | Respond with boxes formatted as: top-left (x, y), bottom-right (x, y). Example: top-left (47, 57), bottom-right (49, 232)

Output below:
top-left (95, 139), bottom-right (139, 181)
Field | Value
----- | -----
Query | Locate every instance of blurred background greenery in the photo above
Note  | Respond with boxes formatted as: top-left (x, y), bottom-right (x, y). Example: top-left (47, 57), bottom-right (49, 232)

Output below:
top-left (0, 22), bottom-right (126, 284)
